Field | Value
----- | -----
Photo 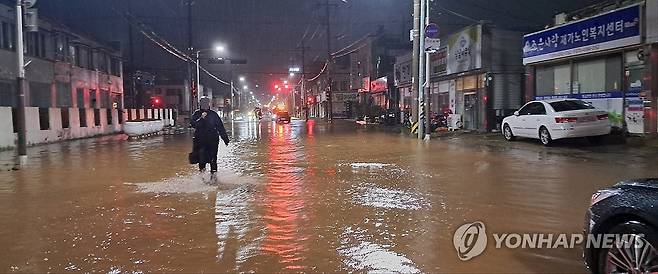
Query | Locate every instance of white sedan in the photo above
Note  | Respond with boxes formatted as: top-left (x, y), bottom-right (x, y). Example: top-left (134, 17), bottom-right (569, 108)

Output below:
top-left (502, 99), bottom-right (611, 146)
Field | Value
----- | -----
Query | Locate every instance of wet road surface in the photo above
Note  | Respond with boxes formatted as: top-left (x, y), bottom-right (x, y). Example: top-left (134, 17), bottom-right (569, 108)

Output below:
top-left (1, 119), bottom-right (657, 273)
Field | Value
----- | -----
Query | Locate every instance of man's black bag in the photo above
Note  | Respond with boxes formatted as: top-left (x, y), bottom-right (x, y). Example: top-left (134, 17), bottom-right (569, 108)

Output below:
top-left (188, 150), bottom-right (199, 164)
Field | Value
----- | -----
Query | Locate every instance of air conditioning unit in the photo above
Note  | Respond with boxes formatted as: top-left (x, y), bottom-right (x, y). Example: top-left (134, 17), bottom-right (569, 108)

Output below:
top-left (555, 13), bottom-right (567, 25)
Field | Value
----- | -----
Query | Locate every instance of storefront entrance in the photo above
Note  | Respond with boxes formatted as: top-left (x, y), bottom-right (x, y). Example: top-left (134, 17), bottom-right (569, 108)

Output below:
top-left (463, 92), bottom-right (479, 130)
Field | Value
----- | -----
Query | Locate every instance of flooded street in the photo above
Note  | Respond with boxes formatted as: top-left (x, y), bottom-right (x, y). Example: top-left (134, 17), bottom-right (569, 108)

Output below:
top-left (1, 120), bottom-right (657, 273)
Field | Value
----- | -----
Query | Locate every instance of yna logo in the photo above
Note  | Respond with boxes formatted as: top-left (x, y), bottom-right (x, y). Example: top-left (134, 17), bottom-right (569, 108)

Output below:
top-left (453, 221), bottom-right (487, 261)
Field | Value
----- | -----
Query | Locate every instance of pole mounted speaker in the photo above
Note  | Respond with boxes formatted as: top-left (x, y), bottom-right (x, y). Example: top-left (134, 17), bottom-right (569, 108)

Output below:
top-left (24, 8), bottom-right (38, 32)
top-left (23, 0), bottom-right (37, 8)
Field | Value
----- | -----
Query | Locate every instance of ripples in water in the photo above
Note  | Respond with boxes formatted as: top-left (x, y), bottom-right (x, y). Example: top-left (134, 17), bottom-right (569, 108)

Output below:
top-left (339, 226), bottom-right (421, 273)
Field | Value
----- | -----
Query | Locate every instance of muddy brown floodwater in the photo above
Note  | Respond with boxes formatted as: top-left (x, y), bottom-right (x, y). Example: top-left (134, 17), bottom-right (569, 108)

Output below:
top-left (1, 120), bottom-right (657, 273)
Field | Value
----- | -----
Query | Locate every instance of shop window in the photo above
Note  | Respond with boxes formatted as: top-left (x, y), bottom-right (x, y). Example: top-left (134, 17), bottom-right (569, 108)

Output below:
top-left (94, 109), bottom-right (101, 126)
top-left (61, 108), bottom-right (70, 129)
top-left (79, 108), bottom-right (87, 128)
top-left (536, 63), bottom-right (571, 96)
top-left (38, 108), bottom-right (50, 130)
top-left (574, 56), bottom-right (621, 94)
top-left (56, 82), bottom-right (72, 107)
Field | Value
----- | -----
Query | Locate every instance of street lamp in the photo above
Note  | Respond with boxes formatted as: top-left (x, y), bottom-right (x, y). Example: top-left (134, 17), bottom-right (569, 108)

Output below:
top-left (239, 76), bottom-right (246, 82)
top-left (196, 45), bottom-right (227, 104)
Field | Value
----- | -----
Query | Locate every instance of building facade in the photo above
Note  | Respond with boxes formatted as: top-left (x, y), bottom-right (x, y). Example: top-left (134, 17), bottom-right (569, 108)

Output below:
top-left (0, 2), bottom-right (126, 148)
top-left (523, 0), bottom-right (658, 134)
top-left (396, 24), bottom-right (525, 131)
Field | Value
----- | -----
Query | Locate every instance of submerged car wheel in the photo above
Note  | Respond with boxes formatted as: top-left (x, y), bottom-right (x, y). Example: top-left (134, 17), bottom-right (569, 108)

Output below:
top-left (539, 127), bottom-right (552, 146)
top-left (503, 124), bottom-right (515, 141)
top-left (598, 221), bottom-right (658, 274)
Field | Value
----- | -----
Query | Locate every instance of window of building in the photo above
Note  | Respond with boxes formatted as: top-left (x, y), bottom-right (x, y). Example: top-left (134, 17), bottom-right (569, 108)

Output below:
top-left (87, 48), bottom-right (95, 69)
top-left (39, 32), bottom-right (46, 58)
top-left (1, 22), bottom-right (14, 50)
top-left (93, 108), bottom-right (100, 126)
top-left (29, 82), bottom-right (51, 108)
top-left (56, 82), bottom-right (72, 107)
top-left (54, 33), bottom-right (70, 61)
top-left (76, 88), bottom-right (85, 108)
top-left (340, 80), bottom-right (349, 91)
top-left (26, 31), bottom-right (48, 58)
top-left (106, 109), bottom-right (113, 125)
top-left (74, 45), bottom-right (83, 67)
top-left (101, 90), bottom-right (111, 109)
top-left (536, 63), bottom-right (571, 96)
top-left (90, 89), bottom-right (97, 108)
top-left (574, 56), bottom-right (622, 94)
top-left (38, 107), bottom-right (50, 130)
top-left (79, 108), bottom-right (87, 127)
top-left (61, 108), bottom-right (70, 129)
top-left (110, 58), bottom-right (121, 76)
top-left (98, 52), bottom-right (107, 73)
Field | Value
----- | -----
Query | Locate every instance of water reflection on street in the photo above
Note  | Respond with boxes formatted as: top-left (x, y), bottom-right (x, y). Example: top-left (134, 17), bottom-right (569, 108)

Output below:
top-left (1, 119), bottom-right (657, 273)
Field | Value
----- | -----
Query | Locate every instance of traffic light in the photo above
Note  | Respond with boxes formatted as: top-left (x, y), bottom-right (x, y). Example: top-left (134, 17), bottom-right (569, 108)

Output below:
top-left (150, 96), bottom-right (162, 108)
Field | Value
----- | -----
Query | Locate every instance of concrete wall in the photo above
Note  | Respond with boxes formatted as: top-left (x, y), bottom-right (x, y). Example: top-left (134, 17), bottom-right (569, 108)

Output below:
top-left (0, 107), bottom-right (175, 150)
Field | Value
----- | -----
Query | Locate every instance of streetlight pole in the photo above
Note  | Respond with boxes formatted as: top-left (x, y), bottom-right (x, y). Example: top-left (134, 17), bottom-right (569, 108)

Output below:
top-left (15, 0), bottom-right (27, 165)
top-left (196, 50), bottom-right (201, 102)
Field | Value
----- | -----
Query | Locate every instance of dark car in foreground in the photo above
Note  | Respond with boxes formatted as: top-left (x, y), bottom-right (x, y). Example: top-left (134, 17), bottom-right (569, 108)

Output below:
top-left (276, 111), bottom-right (291, 124)
top-left (584, 179), bottom-right (658, 273)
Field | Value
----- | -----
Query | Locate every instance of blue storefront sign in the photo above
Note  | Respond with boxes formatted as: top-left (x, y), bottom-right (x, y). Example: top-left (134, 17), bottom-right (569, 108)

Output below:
top-left (535, 90), bottom-right (641, 101)
top-left (523, 4), bottom-right (641, 65)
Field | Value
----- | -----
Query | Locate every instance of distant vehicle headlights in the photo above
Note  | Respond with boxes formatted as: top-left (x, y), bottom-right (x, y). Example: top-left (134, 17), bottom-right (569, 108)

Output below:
top-left (590, 189), bottom-right (622, 206)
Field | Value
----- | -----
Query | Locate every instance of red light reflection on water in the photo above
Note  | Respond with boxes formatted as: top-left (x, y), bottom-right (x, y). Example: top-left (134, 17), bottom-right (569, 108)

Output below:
top-left (261, 123), bottom-right (307, 270)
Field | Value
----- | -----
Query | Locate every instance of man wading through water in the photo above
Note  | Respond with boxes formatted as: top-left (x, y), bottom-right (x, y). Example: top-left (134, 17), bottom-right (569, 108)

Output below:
top-left (191, 97), bottom-right (230, 180)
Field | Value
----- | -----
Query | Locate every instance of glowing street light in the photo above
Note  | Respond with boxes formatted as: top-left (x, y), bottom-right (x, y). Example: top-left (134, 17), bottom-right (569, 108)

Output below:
top-left (239, 76), bottom-right (246, 82)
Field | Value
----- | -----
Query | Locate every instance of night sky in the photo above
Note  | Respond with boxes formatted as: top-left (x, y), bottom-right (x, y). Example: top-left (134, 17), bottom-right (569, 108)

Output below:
top-left (35, 0), bottom-right (603, 98)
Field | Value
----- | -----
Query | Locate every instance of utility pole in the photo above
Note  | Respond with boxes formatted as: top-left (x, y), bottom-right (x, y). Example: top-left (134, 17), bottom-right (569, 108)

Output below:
top-left (324, 0), bottom-right (333, 123)
top-left (186, 0), bottom-right (194, 114)
top-left (417, 0), bottom-right (427, 139)
top-left (300, 41), bottom-right (309, 121)
top-left (15, 0), bottom-right (27, 165)
top-left (423, 0), bottom-right (432, 140)
top-left (411, 0), bottom-right (421, 128)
